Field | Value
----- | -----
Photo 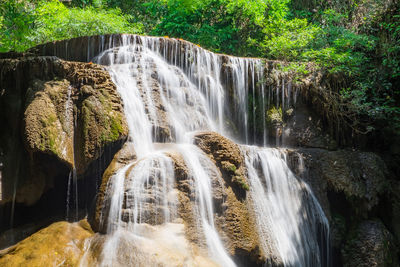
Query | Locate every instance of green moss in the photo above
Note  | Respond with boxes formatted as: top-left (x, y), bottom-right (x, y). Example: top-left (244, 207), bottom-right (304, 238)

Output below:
top-left (100, 114), bottom-right (124, 143)
top-left (109, 115), bottom-right (124, 140)
top-left (221, 161), bottom-right (237, 174)
top-left (232, 175), bottom-right (249, 191)
top-left (81, 104), bottom-right (91, 139)
top-left (266, 106), bottom-right (283, 124)
top-left (38, 113), bottom-right (60, 155)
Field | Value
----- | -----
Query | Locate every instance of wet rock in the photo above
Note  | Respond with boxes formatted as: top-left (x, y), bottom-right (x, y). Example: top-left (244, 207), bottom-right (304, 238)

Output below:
top-left (286, 148), bottom-right (392, 266)
top-left (81, 223), bottom-right (221, 267)
top-left (342, 220), bottom-right (398, 267)
top-left (91, 142), bottom-right (136, 233)
top-left (24, 79), bottom-right (75, 167)
top-left (192, 132), bottom-right (267, 265)
top-left (0, 220), bottom-right (93, 267)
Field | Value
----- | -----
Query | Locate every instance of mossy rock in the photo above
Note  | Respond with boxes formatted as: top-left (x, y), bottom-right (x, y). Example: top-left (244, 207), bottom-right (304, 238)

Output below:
top-left (22, 59), bottom-right (129, 175)
top-left (24, 79), bottom-right (74, 166)
top-left (0, 55), bottom-right (128, 208)
top-left (266, 106), bottom-right (283, 125)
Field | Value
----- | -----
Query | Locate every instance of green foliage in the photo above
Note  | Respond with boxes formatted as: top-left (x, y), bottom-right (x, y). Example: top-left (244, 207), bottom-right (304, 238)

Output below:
top-left (0, 0), bottom-right (142, 52)
top-left (264, 18), bottom-right (320, 61)
top-left (0, 0), bottom-right (35, 52)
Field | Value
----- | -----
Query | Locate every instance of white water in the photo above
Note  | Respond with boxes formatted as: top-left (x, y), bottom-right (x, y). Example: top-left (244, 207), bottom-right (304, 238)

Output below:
top-left (177, 144), bottom-right (236, 267)
top-left (86, 34), bottom-right (329, 267)
top-left (242, 146), bottom-right (329, 267)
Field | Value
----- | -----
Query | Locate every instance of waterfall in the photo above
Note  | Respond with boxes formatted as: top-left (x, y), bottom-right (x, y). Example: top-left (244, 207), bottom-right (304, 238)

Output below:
top-left (85, 34), bottom-right (329, 267)
top-left (242, 146), bottom-right (329, 267)
top-left (93, 35), bottom-right (233, 266)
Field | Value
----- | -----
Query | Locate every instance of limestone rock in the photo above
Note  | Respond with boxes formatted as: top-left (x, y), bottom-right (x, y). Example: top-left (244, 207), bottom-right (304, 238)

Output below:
top-left (91, 142), bottom-right (136, 233)
top-left (193, 131), bottom-right (249, 193)
top-left (281, 100), bottom-right (337, 149)
top-left (287, 148), bottom-right (392, 266)
top-left (80, 223), bottom-right (221, 267)
top-left (24, 79), bottom-right (74, 167)
top-left (0, 220), bottom-right (93, 267)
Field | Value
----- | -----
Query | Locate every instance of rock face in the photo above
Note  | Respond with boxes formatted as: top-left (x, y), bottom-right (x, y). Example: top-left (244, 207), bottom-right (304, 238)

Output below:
top-left (90, 141), bottom-right (136, 233)
top-left (286, 148), bottom-right (394, 266)
top-left (0, 220), bottom-right (93, 267)
top-left (22, 59), bottom-right (128, 175)
top-left (0, 54), bottom-right (128, 232)
top-left (281, 100), bottom-right (337, 149)
top-left (288, 148), bottom-right (388, 217)
top-left (342, 220), bottom-right (398, 267)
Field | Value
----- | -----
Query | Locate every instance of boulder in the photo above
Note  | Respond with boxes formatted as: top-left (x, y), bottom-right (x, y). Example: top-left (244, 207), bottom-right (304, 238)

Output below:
top-left (91, 142), bottom-right (136, 233)
top-left (0, 220), bottom-right (93, 267)
top-left (342, 220), bottom-right (398, 267)
top-left (193, 132), bottom-right (249, 194)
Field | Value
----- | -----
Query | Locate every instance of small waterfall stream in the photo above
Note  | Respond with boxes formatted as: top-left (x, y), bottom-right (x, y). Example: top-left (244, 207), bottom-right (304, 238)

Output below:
top-left (81, 34), bottom-right (330, 267)
top-left (242, 146), bottom-right (329, 266)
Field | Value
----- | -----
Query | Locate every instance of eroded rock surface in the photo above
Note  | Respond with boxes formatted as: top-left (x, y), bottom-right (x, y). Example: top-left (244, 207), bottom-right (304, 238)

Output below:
top-left (92, 134), bottom-right (267, 265)
top-left (193, 132), bottom-right (249, 194)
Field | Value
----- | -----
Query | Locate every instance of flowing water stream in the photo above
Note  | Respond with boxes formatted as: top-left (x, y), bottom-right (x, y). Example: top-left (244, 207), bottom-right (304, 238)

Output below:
top-left (81, 34), bottom-right (329, 266)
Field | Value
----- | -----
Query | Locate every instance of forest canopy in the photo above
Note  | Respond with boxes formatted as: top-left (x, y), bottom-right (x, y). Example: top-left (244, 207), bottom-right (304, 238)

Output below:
top-left (1, 0), bottom-right (399, 134)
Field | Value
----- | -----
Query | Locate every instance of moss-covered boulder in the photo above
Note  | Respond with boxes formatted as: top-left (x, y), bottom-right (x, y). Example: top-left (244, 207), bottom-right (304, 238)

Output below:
top-left (24, 79), bottom-right (75, 167)
top-left (192, 132), bottom-right (266, 264)
top-left (23, 60), bottom-right (128, 175)
top-left (0, 54), bottom-right (128, 234)
top-left (0, 220), bottom-right (93, 267)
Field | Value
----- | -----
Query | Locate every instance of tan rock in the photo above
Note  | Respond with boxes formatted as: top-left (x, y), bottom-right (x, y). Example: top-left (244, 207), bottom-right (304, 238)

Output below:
top-left (0, 220), bottom-right (93, 267)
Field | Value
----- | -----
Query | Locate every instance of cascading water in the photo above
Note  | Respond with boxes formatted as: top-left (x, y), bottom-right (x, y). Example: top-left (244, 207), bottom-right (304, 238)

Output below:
top-left (90, 35), bottom-right (233, 266)
top-left (177, 144), bottom-right (236, 267)
top-left (81, 34), bottom-right (330, 267)
top-left (242, 146), bottom-right (329, 266)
